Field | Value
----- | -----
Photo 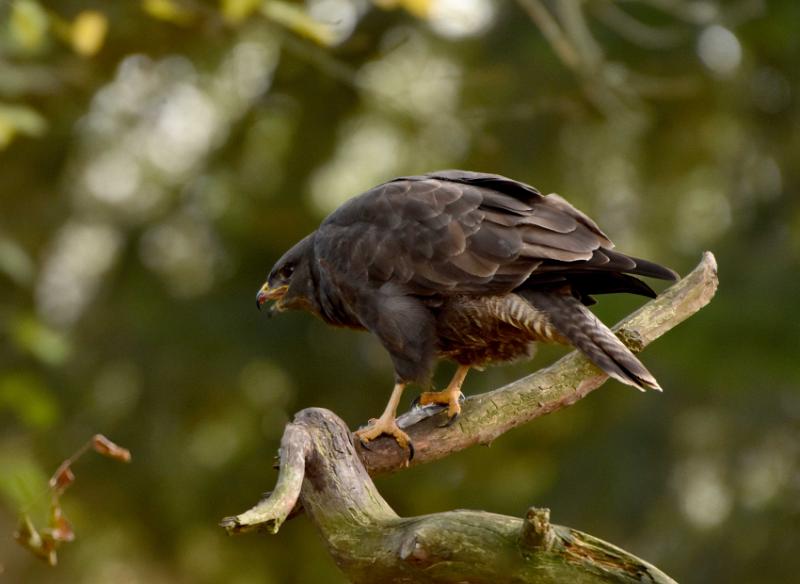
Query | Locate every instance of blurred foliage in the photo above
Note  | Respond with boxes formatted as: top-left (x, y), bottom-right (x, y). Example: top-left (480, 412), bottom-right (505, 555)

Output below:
top-left (0, 0), bottom-right (798, 582)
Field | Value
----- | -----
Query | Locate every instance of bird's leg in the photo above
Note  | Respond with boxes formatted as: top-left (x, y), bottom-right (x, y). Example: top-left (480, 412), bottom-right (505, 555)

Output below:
top-left (354, 383), bottom-right (413, 459)
top-left (415, 365), bottom-right (470, 421)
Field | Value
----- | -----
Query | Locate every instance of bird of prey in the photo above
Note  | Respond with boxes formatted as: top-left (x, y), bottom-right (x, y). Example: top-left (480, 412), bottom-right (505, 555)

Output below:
top-left (256, 170), bottom-right (677, 459)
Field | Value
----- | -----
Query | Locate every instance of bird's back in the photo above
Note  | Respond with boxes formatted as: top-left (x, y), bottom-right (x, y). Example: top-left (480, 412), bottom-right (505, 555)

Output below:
top-left (316, 170), bottom-right (675, 304)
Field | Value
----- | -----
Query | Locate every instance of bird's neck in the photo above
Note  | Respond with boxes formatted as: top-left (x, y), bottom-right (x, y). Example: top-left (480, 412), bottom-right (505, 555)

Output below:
top-left (311, 259), bottom-right (365, 330)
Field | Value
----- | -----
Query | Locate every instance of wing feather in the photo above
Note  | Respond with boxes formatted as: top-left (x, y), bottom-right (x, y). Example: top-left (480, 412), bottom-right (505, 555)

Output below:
top-left (450, 249), bottom-right (500, 278)
top-left (520, 243), bottom-right (593, 262)
top-left (314, 171), bottom-right (674, 299)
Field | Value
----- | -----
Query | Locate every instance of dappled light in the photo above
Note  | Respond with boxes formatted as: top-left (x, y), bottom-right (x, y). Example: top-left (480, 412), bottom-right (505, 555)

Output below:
top-left (428, 0), bottom-right (496, 40)
top-left (36, 221), bottom-right (122, 328)
top-left (697, 25), bottom-right (742, 77)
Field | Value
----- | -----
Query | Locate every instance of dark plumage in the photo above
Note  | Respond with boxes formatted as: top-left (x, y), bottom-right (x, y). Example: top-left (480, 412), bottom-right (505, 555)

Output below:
top-left (257, 170), bottom-right (678, 455)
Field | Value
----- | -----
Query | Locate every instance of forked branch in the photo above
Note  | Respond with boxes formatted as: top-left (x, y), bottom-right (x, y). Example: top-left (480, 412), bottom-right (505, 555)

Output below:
top-left (223, 408), bottom-right (677, 583)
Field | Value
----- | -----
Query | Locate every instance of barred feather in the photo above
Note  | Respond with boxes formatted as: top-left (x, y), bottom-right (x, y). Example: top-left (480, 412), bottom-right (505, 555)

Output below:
top-left (520, 290), bottom-right (661, 390)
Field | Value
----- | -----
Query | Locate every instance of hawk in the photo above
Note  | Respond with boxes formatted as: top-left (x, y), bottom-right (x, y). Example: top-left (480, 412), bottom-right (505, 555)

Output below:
top-left (257, 171), bottom-right (677, 458)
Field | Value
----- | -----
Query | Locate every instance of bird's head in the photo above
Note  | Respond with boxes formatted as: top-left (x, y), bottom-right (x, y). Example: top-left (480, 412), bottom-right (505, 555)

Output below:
top-left (256, 233), bottom-right (318, 315)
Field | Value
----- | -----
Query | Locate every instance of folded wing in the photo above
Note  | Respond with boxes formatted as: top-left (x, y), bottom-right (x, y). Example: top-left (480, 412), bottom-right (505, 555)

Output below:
top-left (315, 170), bottom-right (676, 300)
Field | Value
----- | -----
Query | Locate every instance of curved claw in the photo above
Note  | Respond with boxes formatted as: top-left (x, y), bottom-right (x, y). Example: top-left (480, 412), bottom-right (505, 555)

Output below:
top-left (354, 417), bottom-right (413, 463)
top-left (438, 411), bottom-right (460, 429)
top-left (414, 388), bottom-right (464, 422)
top-left (358, 433), bottom-right (414, 462)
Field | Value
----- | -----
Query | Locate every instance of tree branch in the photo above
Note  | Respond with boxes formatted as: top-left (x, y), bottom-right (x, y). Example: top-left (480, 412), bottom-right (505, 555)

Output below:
top-left (224, 407), bottom-right (678, 583)
top-left (222, 252), bottom-right (717, 583)
top-left (220, 423), bottom-right (310, 534)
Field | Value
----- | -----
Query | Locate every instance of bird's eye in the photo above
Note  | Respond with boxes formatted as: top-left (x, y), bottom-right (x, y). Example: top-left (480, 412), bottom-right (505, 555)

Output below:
top-left (281, 264), bottom-right (295, 279)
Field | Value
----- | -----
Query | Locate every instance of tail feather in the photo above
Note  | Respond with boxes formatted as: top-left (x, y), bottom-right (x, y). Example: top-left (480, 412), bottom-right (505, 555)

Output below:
top-left (521, 290), bottom-right (661, 391)
top-left (617, 251), bottom-right (679, 282)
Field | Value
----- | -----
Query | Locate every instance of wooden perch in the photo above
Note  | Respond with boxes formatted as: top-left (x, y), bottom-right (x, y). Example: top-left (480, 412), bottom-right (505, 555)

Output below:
top-left (221, 252), bottom-right (718, 583)
top-left (224, 408), bottom-right (676, 583)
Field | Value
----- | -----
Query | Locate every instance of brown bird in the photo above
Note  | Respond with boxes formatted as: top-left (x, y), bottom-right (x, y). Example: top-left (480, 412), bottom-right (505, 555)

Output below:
top-left (257, 171), bottom-right (677, 459)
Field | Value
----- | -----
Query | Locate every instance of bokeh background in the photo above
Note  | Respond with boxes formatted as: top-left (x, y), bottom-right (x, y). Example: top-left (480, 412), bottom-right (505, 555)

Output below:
top-left (1, 0), bottom-right (798, 582)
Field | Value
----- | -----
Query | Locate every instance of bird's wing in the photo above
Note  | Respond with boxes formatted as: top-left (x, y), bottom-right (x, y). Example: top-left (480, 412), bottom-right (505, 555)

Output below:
top-left (315, 171), bottom-right (671, 297)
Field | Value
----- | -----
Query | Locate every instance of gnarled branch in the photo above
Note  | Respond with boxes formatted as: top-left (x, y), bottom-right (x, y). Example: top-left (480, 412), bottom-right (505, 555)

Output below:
top-left (222, 252), bottom-right (718, 583)
top-left (225, 408), bottom-right (677, 583)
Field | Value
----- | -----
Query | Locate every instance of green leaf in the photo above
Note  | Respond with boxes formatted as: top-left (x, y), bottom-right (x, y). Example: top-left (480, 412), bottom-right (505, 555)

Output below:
top-left (373, 0), bottom-right (432, 18)
top-left (262, 1), bottom-right (336, 46)
top-left (221, 0), bottom-right (262, 25)
top-left (9, 0), bottom-right (49, 53)
top-left (0, 372), bottom-right (60, 430)
top-left (141, 0), bottom-right (196, 26)
top-left (0, 236), bottom-right (35, 286)
top-left (0, 103), bottom-right (47, 149)
top-left (70, 11), bottom-right (108, 57)
top-left (10, 314), bottom-right (71, 366)
top-left (0, 451), bottom-right (48, 511)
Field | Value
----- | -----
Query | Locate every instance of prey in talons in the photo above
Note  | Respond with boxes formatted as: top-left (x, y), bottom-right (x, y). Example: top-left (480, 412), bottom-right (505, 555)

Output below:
top-left (411, 365), bottom-right (470, 428)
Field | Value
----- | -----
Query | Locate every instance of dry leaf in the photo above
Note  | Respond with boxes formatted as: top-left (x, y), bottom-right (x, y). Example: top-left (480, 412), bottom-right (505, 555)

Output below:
top-left (46, 501), bottom-right (75, 543)
top-left (15, 514), bottom-right (57, 566)
top-left (49, 462), bottom-right (75, 493)
top-left (92, 434), bottom-right (131, 462)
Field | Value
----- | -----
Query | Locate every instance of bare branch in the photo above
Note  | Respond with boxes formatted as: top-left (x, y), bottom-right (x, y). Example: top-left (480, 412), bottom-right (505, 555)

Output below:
top-left (220, 423), bottom-right (310, 534)
top-left (516, 0), bottom-right (582, 71)
top-left (555, 0), bottom-right (605, 68)
top-left (225, 408), bottom-right (678, 583)
top-left (591, 0), bottom-right (689, 49)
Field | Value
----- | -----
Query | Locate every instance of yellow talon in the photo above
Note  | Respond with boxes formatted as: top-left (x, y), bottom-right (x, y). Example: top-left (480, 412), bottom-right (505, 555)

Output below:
top-left (354, 382), bottom-right (414, 461)
top-left (417, 389), bottom-right (462, 419)
top-left (415, 365), bottom-right (470, 421)
top-left (355, 418), bottom-right (411, 450)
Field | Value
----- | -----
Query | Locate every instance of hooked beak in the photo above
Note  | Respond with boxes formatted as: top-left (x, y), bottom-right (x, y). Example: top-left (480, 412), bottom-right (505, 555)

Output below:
top-left (256, 282), bottom-right (288, 313)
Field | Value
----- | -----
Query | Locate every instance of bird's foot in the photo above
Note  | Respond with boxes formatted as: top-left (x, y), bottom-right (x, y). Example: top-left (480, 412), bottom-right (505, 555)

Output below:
top-left (414, 389), bottom-right (464, 423)
top-left (355, 416), bottom-right (414, 462)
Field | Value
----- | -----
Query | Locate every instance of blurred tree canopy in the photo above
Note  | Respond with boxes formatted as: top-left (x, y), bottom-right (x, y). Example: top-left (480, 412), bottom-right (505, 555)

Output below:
top-left (0, 1), bottom-right (798, 582)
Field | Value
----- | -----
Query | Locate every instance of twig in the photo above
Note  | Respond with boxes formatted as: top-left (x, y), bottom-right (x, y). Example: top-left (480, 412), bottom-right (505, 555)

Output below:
top-left (591, 0), bottom-right (689, 49)
top-left (15, 434), bottom-right (131, 566)
top-left (516, 0), bottom-right (582, 71)
top-left (555, 0), bottom-right (604, 68)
